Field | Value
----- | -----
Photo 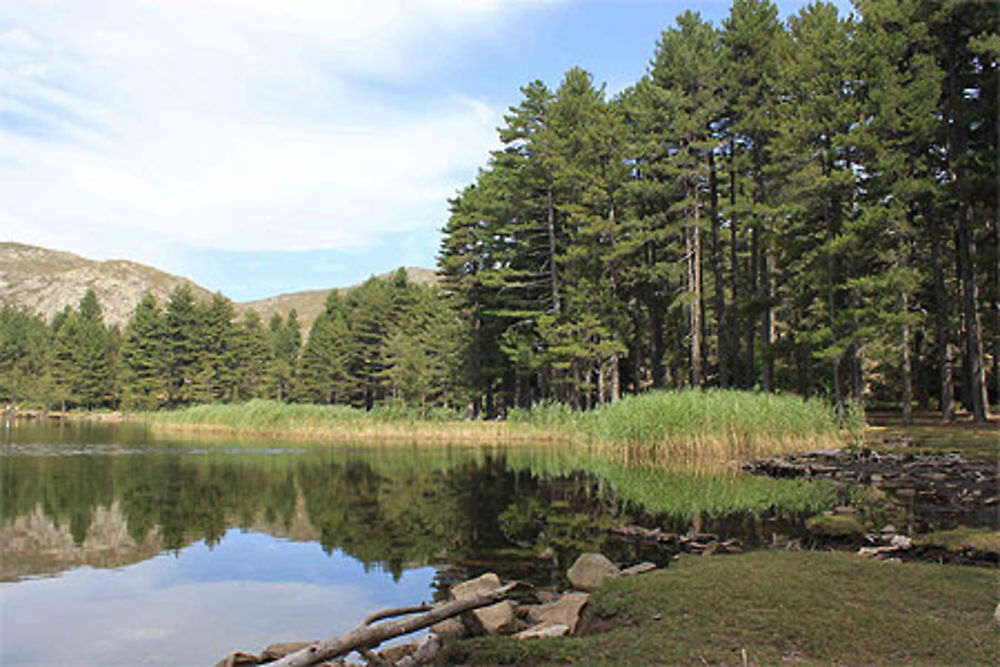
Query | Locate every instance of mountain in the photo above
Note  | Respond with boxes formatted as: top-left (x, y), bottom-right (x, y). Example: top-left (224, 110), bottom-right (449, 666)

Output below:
top-left (0, 242), bottom-right (438, 329)
top-left (240, 266), bottom-right (438, 328)
top-left (0, 242), bottom-right (213, 328)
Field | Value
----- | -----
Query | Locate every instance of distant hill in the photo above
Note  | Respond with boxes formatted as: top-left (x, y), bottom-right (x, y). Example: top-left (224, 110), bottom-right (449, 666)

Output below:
top-left (0, 242), bottom-right (438, 330)
top-left (240, 267), bottom-right (438, 329)
top-left (0, 242), bottom-right (213, 328)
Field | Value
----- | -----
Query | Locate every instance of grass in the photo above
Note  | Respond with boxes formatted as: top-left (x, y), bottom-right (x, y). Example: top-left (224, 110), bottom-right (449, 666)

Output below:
top-left (915, 528), bottom-right (1000, 556)
top-left (142, 389), bottom-right (854, 471)
top-left (442, 550), bottom-right (1000, 665)
top-left (141, 399), bottom-right (528, 444)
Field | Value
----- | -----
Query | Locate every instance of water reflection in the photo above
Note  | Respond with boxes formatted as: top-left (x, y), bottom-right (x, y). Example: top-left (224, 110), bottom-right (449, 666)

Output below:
top-left (1, 530), bottom-right (436, 665)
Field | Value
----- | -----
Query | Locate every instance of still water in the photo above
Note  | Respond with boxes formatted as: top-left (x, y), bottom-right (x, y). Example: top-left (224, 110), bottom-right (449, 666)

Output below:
top-left (0, 423), bottom-right (657, 665)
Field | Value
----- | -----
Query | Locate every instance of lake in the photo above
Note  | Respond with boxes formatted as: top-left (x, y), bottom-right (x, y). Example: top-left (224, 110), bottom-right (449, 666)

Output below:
top-left (4, 421), bottom-right (990, 665)
top-left (1, 423), bottom-right (678, 665)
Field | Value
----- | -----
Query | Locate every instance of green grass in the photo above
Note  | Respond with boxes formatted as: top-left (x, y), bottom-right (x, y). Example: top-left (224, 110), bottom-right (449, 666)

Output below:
top-left (512, 389), bottom-right (855, 469)
top-left (915, 528), bottom-right (1000, 556)
top-left (442, 550), bottom-right (1000, 665)
top-left (138, 390), bottom-right (854, 474)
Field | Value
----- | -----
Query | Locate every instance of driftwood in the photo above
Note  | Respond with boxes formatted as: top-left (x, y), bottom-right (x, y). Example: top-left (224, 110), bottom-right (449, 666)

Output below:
top-left (262, 582), bottom-right (518, 667)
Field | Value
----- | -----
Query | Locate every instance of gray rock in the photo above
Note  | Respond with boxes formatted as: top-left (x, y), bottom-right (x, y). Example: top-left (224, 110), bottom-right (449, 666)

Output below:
top-left (450, 572), bottom-right (516, 636)
top-left (527, 592), bottom-right (589, 633)
top-left (514, 622), bottom-right (570, 640)
top-left (620, 562), bottom-right (656, 576)
top-left (567, 553), bottom-right (620, 591)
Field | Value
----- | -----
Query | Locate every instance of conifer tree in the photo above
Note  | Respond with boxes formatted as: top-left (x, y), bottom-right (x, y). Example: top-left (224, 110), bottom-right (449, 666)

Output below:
top-left (120, 294), bottom-right (169, 409)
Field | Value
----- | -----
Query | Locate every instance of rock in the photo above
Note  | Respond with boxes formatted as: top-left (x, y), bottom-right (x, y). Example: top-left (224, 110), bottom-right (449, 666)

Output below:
top-left (431, 617), bottom-right (468, 639)
top-left (890, 534), bottom-right (912, 549)
top-left (527, 592), bottom-right (590, 633)
top-left (450, 572), bottom-right (516, 635)
top-left (514, 621), bottom-right (570, 640)
top-left (534, 587), bottom-right (562, 604)
top-left (994, 602), bottom-right (1000, 632)
top-left (260, 642), bottom-right (312, 662)
top-left (377, 643), bottom-right (416, 663)
top-left (567, 553), bottom-right (621, 591)
top-left (805, 513), bottom-right (866, 538)
top-left (833, 505), bottom-right (857, 514)
top-left (215, 651), bottom-right (259, 667)
top-left (396, 635), bottom-right (442, 667)
top-left (620, 562), bottom-right (656, 576)
top-left (881, 524), bottom-right (897, 535)
top-left (858, 545), bottom-right (899, 558)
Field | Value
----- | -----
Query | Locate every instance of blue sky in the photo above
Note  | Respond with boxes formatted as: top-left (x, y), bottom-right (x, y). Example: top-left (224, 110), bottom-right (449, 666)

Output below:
top-left (1, 0), bottom-right (852, 301)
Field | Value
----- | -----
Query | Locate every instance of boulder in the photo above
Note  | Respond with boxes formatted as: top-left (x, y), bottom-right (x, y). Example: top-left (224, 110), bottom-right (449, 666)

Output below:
top-left (450, 572), bottom-right (516, 636)
top-left (430, 617), bottom-right (467, 639)
top-left (527, 592), bottom-right (589, 633)
top-left (567, 553), bottom-right (620, 591)
top-left (514, 621), bottom-right (570, 640)
top-left (214, 651), bottom-right (258, 667)
top-left (260, 642), bottom-right (312, 662)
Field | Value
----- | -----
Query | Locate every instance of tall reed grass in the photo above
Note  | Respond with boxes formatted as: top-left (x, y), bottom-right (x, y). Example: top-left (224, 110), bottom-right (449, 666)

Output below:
top-left (512, 389), bottom-right (857, 471)
top-left (142, 389), bottom-right (856, 469)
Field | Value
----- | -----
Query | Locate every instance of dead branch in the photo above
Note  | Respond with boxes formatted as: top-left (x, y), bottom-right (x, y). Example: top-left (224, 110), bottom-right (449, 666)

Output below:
top-left (267, 582), bottom-right (518, 667)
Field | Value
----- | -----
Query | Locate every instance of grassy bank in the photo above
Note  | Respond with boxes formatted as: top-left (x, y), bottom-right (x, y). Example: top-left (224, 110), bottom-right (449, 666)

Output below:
top-left (141, 389), bottom-right (854, 469)
top-left (444, 550), bottom-right (1000, 665)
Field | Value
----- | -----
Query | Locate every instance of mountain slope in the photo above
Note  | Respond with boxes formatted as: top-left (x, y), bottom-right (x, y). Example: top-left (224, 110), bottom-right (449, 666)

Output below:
top-left (0, 242), bottom-right (213, 328)
top-left (0, 242), bottom-right (438, 330)
top-left (240, 267), bottom-right (438, 327)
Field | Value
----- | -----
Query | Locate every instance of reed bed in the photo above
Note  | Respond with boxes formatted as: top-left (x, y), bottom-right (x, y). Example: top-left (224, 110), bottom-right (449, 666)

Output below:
top-left (141, 389), bottom-right (856, 470)
top-left (141, 399), bottom-right (554, 445)
top-left (512, 389), bottom-right (857, 471)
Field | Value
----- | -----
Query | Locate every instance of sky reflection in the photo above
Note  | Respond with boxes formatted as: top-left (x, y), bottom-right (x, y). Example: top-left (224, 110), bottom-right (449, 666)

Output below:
top-left (0, 529), bottom-right (437, 666)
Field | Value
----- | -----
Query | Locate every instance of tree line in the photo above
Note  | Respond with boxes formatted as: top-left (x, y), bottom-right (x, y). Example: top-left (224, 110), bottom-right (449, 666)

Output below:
top-left (0, 269), bottom-right (462, 413)
top-left (438, 0), bottom-right (997, 422)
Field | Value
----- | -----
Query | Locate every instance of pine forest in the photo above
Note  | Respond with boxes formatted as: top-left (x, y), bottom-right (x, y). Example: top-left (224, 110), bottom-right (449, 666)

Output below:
top-left (1, 0), bottom-right (997, 424)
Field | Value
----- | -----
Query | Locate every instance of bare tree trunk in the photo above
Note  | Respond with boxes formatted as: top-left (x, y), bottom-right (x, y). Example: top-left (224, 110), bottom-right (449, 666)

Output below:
top-left (546, 185), bottom-right (560, 314)
top-left (267, 584), bottom-right (518, 667)
top-left (901, 286), bottom-right (913, 426)
top-left (687, 187), bottom-right (703, 388)
top-left (931, 211), bottom-right (954, 421)
top-left (747, 223), bottom-right (758, 389)
top-left (611, 353), bottom-right (621, 402)
top-left (710, 150), bottom-right (728, 387)
top-left (958, 207), bottom-right (989, 422)
top-left (729, 135), bottom-right (740, 387)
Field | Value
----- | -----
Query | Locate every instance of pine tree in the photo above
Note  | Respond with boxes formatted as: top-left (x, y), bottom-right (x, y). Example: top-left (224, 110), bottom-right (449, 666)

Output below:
top-left (120, 294), bottom-right (169, 410)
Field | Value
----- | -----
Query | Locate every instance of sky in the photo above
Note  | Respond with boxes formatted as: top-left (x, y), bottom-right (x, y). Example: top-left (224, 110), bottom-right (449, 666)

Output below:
top-left (1, 0), bottom-right (853, 301)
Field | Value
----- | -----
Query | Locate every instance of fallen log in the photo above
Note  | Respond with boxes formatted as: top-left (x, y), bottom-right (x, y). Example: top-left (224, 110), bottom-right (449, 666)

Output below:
top-left (262, 582), bottom-right (518, 667)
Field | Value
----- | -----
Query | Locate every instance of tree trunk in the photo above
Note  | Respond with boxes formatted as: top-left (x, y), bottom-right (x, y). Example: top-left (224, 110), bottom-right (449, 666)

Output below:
top-left (958, 208), bottom-right (989, 422)
top-left (266, 584), bottom-right (518, 667)
top-left (710, 150), bottom-right (728, 387)
top-left (546, 184), bottom-right (560, 314)
top-left (747, 223), bottom-right (758, 389)
top-left (901, 286), bottom-right (913, 426)
top-left (728, 135), bottom-right (740, 387)
top-left (931, 211), bottom-right (954, 421)
top-left (688, 187), bottom-right (703, 388)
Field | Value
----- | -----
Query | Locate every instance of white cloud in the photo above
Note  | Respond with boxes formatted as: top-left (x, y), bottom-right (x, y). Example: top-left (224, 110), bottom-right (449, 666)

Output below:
top-left (0, 0), bottom-right (551, 266)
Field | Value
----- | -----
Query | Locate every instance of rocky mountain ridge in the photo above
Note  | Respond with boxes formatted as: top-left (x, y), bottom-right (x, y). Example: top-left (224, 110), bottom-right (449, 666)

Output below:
top-left (0, 242), bottom-right (437, 329)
